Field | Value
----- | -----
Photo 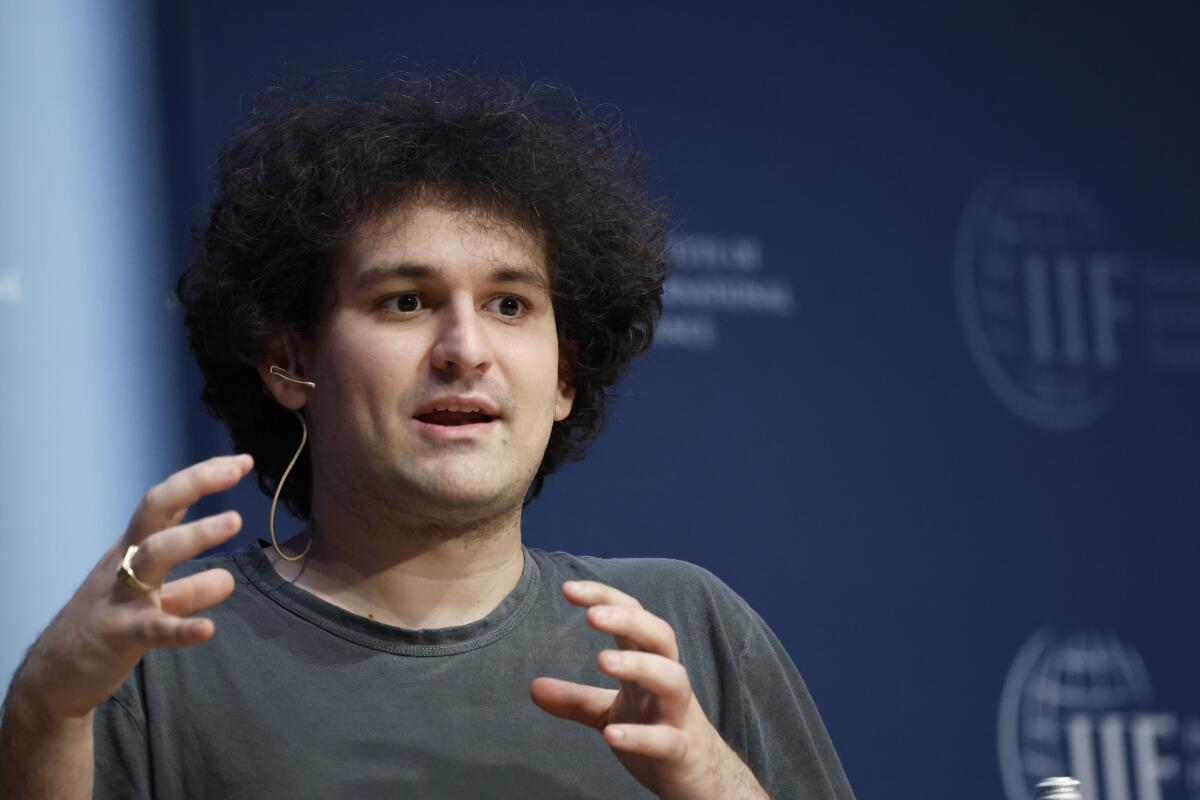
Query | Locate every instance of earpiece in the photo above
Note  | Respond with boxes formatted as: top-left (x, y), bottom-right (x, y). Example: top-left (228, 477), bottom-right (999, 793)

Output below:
top-left (269, 364), bottom-right (317, 389)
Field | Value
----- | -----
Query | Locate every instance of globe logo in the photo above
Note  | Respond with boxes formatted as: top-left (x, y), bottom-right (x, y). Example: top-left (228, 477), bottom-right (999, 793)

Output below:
top-left (955, 176), bottom-right (1133, 430)
top-left (998, 629), bottom-right (1200, 800)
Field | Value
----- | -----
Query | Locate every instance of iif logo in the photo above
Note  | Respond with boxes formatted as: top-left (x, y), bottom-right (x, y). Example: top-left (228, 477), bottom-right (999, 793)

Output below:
top-left (955, 177), bottom-right (1134, 430)
top-left (1020, 254), bottom-right (1127, 370)
top-left (998, 630), bottom-right (1200, 800)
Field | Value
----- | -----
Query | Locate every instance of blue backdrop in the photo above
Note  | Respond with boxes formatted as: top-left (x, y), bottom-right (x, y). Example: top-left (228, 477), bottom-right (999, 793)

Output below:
top-left (154, 4), bottom-right (1200, 798)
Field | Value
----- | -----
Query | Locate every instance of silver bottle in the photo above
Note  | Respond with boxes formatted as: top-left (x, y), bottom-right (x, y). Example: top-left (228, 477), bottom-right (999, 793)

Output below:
top-left (1035, 777), bottom-right (1083, 800)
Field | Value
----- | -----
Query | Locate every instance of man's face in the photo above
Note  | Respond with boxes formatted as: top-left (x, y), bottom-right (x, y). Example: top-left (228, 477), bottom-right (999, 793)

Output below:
top-left (299, 199), bottom-right (574, 520)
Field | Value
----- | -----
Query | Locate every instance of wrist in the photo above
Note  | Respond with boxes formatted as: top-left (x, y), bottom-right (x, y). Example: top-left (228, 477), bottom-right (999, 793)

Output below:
top-left (2, 679), bottom-right (94, 737)
top-left (660, 737), bottom-right (768, 800)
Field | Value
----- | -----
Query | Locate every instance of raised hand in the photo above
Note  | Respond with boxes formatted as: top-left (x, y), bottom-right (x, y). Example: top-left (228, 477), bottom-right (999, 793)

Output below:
top-left (6, 454), bottom-right (253, 725)
top-left (529, 580), bottom-right (769, 800)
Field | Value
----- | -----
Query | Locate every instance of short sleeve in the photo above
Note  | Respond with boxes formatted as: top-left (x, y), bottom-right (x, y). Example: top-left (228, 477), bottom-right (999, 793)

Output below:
top-left (736, 609), bottom-right (855, 800)
top-left (92, 669), bottom-right (151, 799)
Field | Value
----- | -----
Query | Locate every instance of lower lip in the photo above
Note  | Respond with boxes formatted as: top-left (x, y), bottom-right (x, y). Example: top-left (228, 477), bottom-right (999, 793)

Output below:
top-left (413, 418), bottom-right (500, 441)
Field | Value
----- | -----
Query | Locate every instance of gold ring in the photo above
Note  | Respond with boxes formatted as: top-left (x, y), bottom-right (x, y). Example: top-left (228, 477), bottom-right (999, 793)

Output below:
top-left (117, 544), bottom-right (158, 593)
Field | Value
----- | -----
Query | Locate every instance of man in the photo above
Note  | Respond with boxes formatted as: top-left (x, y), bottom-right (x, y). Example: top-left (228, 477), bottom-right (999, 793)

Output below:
top-left (0, 70), bottom-right (854, 799)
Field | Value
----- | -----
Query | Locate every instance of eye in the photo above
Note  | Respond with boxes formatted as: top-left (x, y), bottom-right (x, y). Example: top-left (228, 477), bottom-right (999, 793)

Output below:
top-left (383, 293), bottom-right (423, 314)
top-left (487, 295), bottom-right (528, 318)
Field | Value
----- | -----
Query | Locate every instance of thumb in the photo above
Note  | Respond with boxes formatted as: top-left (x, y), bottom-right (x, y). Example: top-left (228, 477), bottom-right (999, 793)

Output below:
top-left (529, 677), bottom-right (617, 729)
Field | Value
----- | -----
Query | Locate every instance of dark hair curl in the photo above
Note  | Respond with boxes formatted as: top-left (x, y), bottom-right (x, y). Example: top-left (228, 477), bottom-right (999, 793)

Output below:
top-left (177, 68), bottom-right (671, 517)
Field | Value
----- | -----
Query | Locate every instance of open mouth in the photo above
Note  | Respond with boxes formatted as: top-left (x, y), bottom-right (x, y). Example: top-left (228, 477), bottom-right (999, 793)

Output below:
top-left (415, 410), bottom-right (495, 426)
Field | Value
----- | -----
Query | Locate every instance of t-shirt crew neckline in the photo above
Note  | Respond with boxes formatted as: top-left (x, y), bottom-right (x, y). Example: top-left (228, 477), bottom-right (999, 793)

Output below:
top-left (232, 539), bottom-right (542, 657)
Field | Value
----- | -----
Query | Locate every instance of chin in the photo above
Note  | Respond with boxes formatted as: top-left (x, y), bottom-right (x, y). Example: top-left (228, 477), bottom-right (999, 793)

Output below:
top-left (407, 468), bottom-right (520, 511)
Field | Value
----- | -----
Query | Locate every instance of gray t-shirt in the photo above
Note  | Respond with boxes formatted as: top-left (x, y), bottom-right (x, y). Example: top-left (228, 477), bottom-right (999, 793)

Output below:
top-left (94, 540), bottom-right (854, 799)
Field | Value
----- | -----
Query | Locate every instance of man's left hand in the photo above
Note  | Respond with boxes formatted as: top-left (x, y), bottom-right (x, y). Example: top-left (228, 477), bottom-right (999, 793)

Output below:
top-left (529, 580), bottom-right (769, 800)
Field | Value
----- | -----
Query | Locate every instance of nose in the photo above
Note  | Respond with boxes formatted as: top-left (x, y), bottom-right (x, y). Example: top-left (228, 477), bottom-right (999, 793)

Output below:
top-left (429, 294), bottom-right (493, 376)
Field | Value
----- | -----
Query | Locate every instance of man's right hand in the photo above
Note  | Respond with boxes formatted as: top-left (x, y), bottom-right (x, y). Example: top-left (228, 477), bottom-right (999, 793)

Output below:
top-left (5, 453), bottom-right (253, 727)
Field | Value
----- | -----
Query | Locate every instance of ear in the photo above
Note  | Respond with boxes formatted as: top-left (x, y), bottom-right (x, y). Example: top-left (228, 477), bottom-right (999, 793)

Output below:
top-left (554, 339), bottom-right (578, 422)
top-left (256, 331), bottom-right (314, 411)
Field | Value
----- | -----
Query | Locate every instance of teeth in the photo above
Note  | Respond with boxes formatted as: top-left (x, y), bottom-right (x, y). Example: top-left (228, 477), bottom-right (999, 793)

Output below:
top-left (432, 404), bottom-right (483, 413)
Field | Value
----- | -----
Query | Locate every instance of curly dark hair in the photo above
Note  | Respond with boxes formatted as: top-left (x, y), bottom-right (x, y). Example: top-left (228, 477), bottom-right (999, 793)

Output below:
top-left (176, 68), bottom-right (671, 517)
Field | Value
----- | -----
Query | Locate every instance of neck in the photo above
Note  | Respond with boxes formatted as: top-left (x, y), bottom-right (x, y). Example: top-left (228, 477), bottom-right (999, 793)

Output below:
top-left (267, 488), bottom-right (527, 631)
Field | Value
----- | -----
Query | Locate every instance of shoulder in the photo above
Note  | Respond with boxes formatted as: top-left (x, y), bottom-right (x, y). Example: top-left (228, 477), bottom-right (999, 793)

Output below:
top-left (164, 540), bottom-right (257, 585)
top-left (532, 548), bottom-right (743, 601)
top-left (528, 548), bottom-right (761, 647)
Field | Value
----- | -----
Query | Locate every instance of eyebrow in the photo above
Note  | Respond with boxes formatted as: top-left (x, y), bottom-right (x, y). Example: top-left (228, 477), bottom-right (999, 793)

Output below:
top-left (354, 263), bottom-right (550, 295)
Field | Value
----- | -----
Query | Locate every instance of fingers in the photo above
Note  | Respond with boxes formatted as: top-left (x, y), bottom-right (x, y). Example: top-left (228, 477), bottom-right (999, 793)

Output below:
top-left (126, 511), bottom-right (242, 587)
top-left (529, 677), bottom-right (618, 729)
top-left (103, 569), bottom-right (233, 664)
top-left (554, 580), bottom-right (700, 753)
top-left (126, 454), bottom-right (253, 543)
top-left (586, 602), bottom-right (680, 661)
top-left (126, 610), bottom-right (217, 649)
top-left (602, 722), bottom-right (688, 761)
top-left (598, 650), bottom-right (692, 722)
top-left (159, 569), bottom-right (236, 617)
top-left (563, 580), bottom-right (641, 610)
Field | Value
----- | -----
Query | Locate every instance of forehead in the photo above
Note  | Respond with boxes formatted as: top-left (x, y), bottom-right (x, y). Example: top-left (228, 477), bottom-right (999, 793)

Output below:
top-left (338, 199), bottom-right (547, 285)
